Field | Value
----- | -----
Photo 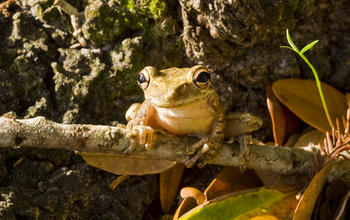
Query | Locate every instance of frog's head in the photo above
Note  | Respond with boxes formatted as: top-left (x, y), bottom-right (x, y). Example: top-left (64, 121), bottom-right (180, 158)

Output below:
top-left (137, 65), bottom-right (216, 108)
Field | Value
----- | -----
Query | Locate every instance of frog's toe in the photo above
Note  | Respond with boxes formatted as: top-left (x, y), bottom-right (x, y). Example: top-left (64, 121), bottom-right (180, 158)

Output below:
top-left (184, 143), bottom-right (210, 168)
top-left (186, 148), bottom-right (196, 155)
top-left (124, 139), bottom-right (137, 154)
top-left (137, 127), bottom-right (148, 145)
top-left (126, 130), bottom-right (134, 138)
top-left (238, 153), bottom-right (250, 172)
top-left (186, 137), bottom-right (208, 154)
top-left (237, 134), bottom-right (252, 172)
top-left (138, 126), bottom-right (154, 150)
top-left (197, 146), bottom-right (218, 168)
top-left (186, 143), bottom-right (198, 154)
top-left (184, 150), bottom-right (203, 168)
top-left (129, 125), bottom-right (154, 150)
top-left (117, 124), bottom-right (127, 129)
top-left (144, 133), bottom-right (153, 150)
top-left (197, 160), bottom-right (208, 168)
top-left (184, 157), bottom-right (198, 168)
top-left (239, 161), bottom-right (248, 172)
top-left (124, 129), bottom-right (139, 154)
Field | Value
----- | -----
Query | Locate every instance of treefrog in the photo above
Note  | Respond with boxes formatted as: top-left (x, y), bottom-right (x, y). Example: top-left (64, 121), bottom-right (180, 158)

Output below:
top-left (125, 65), bottom-right (262, 168)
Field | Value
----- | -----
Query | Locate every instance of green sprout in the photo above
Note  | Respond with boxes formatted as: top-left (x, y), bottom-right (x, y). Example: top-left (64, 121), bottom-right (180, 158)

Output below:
top-left (281, 29), bottom-right (334, 128)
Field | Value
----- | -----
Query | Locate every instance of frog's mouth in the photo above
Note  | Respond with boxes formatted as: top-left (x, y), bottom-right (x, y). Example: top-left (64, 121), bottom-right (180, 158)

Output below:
top-left (149, 92), bottom-right (215, 108)
top-left (153, 96), bottom-right (214, 119)
top-left (146, 88), bottom-right (216, 108)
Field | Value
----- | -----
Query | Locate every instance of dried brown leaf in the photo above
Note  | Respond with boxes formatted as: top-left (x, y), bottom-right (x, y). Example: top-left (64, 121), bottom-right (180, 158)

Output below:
top-left (273, 79), bottom-right (347, 133)
top-left (78, 152), bottom-right (176, 175)
top-left (267, 83), bottom-right (300, 146)
top-left (160, 163), bottom-right (185, 213)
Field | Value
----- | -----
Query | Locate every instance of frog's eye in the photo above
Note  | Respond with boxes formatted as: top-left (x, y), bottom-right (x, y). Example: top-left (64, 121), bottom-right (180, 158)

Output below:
top-left (192, 67), bottom-right (211, 89)
top-left (138, 68), bottom-right (150, 90)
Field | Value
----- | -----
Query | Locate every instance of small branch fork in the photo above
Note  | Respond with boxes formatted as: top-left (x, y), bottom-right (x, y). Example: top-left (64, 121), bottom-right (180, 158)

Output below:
top-left (52, 0), bottom-right (87, 47)
top-left (0, 117), bottom-right (317, 174)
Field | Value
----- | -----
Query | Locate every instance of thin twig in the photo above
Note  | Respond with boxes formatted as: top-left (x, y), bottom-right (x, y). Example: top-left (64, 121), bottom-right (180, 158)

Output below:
top-left (53, 0), bottom-right (87, 47)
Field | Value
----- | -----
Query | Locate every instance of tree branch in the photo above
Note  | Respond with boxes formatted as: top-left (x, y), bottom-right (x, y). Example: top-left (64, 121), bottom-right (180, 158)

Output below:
top-left (0, 117), bottom-right (315, 174)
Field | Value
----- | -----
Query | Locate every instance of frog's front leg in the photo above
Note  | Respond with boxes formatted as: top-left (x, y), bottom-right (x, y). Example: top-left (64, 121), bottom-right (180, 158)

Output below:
top-left (237, 134), bottom-right (251, 171)
top-left (184, 107), bottom-right (226, 168)
top-left (124, 101), bottom-right (158, 154)
top-left (225, 112), bottom-right (263, 171)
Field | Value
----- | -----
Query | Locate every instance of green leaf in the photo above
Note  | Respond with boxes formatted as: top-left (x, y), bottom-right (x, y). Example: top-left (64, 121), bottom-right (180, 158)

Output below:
top-left (179, 186), bottom-right (298, 220)
top-left (286, 29), bottom-right (299, 52)
top-left (300, 40), bottom-right (319, 54)
top-left (280, 46), bottom-right (295, 51)
top-left (174, 167), bottom-right (263, 220)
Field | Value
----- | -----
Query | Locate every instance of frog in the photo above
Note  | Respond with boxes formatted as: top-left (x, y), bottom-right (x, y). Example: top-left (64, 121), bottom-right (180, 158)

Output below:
top-left (124, 65), bottom-right (263, 168)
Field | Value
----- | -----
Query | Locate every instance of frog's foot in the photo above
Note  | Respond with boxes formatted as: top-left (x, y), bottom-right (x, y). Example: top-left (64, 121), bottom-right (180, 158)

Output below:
top-left (124, 125), bottom-right (167, 154)
top-left (125, 125), bottom-right (154, 154)
top-left (237, 134), bottom-right (252, 171)
top-left (186, 136), bottom-right (209, 155)
top-left (184, 137), bottom-right (209, 168)
top-left (184, 136), bottom-right (222, 168)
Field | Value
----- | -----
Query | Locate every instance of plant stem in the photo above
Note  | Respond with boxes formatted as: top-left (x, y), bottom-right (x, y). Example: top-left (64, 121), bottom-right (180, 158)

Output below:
top-left (299, 53), bottom-right (334, 128)
top-left (282, 29), bottom-right (334, 129)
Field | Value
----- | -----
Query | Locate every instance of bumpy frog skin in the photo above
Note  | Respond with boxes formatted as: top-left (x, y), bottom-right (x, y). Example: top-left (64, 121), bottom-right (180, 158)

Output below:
top-left (125, 65), bottom-right (226, 168)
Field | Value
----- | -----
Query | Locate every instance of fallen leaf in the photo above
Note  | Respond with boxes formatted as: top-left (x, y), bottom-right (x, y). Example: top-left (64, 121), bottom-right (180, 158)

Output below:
top-left (293, 161), bottom-right (335, 220)
top-left (77, 152), bottom-right (176, 175)
top-left (174, 167), bottom-right (263, 219)
top-left (204, 167), bottom-right (263, 201)
top-left (266, 83), bottom-right (299, 146)
top-left (313, 178), bottom-right (350, 219)
top-left (292, 130), bottom-right (326, 149)
top-left (249, 217), bottom-right (279, 220)
top-left (180, 185), bottom-right (298, 220)
top-left (181, 187), bottom-right (206, 205)
top-left (334, 189), bottom-right (350, 220)
top-left (173, 197), bottom-right (198, 220)
top-left (160, 163), bottom-right (185, 213)
top-left (254, 169), bottom-right (280, 187)
top-left (272, 79), bottom-right (347, 133)
top-left (284, 134), bottom-right (301, 148)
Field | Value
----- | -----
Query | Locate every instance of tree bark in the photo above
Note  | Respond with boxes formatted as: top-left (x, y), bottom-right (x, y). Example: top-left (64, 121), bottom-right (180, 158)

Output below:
top-left (0, 117), bottom-right (315, 174)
